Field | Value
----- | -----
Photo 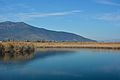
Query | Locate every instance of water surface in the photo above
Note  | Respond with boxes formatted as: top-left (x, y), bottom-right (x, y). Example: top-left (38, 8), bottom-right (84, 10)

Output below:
top-left (0, 48), bottom-right (120, 80)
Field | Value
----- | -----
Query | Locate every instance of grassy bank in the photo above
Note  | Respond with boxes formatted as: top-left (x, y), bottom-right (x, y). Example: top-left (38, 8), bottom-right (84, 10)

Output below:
top-left (0, 42), bottom-right (35, 56)
top-left (0, 42), bottom-right (120, 55)
top-left (34, 42), bottom-right (120, 50)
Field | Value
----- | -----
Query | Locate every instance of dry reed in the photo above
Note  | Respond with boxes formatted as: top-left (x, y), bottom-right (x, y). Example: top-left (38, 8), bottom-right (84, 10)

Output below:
top-left (33, 42), bottom-right (120, 50)
top-left (0, 42), bottom-right (35, 55)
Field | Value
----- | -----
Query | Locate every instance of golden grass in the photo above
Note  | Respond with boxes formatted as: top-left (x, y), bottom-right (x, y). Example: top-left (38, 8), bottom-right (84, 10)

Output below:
top-left (33, 42), bottom-right (120, 49)
top-left (0, 42), bottom-right (35, 55)
top-left (0, 42), bottom-right (120, 56)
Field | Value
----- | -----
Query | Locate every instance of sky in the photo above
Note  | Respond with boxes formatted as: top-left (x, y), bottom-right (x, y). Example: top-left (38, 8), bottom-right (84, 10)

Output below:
top-left (0, 0), bottom-right (120, 40)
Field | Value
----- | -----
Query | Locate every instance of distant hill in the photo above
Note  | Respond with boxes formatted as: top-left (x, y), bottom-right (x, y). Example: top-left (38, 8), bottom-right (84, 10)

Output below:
top-left (0, 21), bottom-right (96, 42)
top-left (103, 39), bottom-right (120, 42)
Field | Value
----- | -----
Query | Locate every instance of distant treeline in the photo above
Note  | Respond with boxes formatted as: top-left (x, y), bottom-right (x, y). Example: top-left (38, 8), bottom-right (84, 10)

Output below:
top-left (1, 39), bottom-right (84, 43)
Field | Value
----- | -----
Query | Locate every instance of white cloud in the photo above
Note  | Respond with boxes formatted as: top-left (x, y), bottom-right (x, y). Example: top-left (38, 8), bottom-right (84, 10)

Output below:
top-left (0, 10), bottom-right (82, 21)
top-left (94, 0), bottom-right (120, 6)
top-left (17, 10), bottom-right (81, 21)
top-left (96, 13), bottom-right (120, 21)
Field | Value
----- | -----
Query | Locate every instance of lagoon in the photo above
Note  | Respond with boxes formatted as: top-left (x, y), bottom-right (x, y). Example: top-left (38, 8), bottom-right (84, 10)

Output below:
top-left (0, 49), bottom-right (120, 80)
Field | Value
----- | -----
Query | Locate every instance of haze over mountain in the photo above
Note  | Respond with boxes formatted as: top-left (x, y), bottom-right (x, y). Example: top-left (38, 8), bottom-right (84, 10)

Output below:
top-left (102, 39), bottom-right (120, 42)
top-left (0, 21), bottom-right (96, 42)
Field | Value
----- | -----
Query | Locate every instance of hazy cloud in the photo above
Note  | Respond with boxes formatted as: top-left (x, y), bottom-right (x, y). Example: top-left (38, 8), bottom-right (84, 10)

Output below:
top-left (17, 10), bottom-right (81, 20)
top-left (0, 0), bottom-right (35, 13)
top-left (0, 10), bottom-right (82, 21)
top-left (94, 0), bottom-right (120, 6)
top-left (96, 13), bottom-right (120, 21)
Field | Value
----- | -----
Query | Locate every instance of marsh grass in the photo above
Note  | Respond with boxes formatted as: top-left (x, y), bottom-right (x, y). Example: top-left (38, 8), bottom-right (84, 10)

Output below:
top-left (0, 42), bottom-right (35, 56)
top-left (34, 42), bottom-right (120, 49)
top-left (0, 42), bottom-right (120, 56)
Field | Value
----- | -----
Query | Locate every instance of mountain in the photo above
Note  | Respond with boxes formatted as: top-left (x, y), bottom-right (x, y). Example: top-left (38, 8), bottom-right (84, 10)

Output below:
top-left (103, 39), bottom-right (120, 42)
top-left (0, 21), bottom-right (96, 42)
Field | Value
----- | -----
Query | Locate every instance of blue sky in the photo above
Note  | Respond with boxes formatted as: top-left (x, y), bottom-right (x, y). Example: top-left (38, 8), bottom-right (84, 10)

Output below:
top-left (0, 0), bottom-right (120, 40)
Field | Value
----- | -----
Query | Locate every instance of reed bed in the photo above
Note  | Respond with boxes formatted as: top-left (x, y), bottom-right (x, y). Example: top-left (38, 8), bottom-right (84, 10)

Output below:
top-left (0, 42), bottom-right (120, 56)
top-left (34, 42), bottom-right (120, 50)
top-left (0, 42), bottom-right (35, 56)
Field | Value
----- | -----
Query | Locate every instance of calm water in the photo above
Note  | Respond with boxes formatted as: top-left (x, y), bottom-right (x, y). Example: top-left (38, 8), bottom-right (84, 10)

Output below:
top-left (0, 49), bottom-right (120, 80)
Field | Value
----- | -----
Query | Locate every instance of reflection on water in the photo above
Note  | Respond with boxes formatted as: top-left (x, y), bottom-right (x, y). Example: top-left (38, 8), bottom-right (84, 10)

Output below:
top-left (0, 52), bottom-right (35, 62)
top-left (0, 48), bottom-right (120, 80)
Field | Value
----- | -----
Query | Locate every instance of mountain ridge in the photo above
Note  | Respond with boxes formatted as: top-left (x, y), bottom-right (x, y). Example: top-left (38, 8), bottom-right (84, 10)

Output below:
top-left (0, 21), bottom-right (96, 42)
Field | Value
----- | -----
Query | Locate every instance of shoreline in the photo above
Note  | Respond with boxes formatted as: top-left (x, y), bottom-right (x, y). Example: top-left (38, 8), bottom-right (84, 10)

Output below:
top-left (0, 42), bottom-right (120, 50)
top-left (34, 42), bottom-right (120, 50)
